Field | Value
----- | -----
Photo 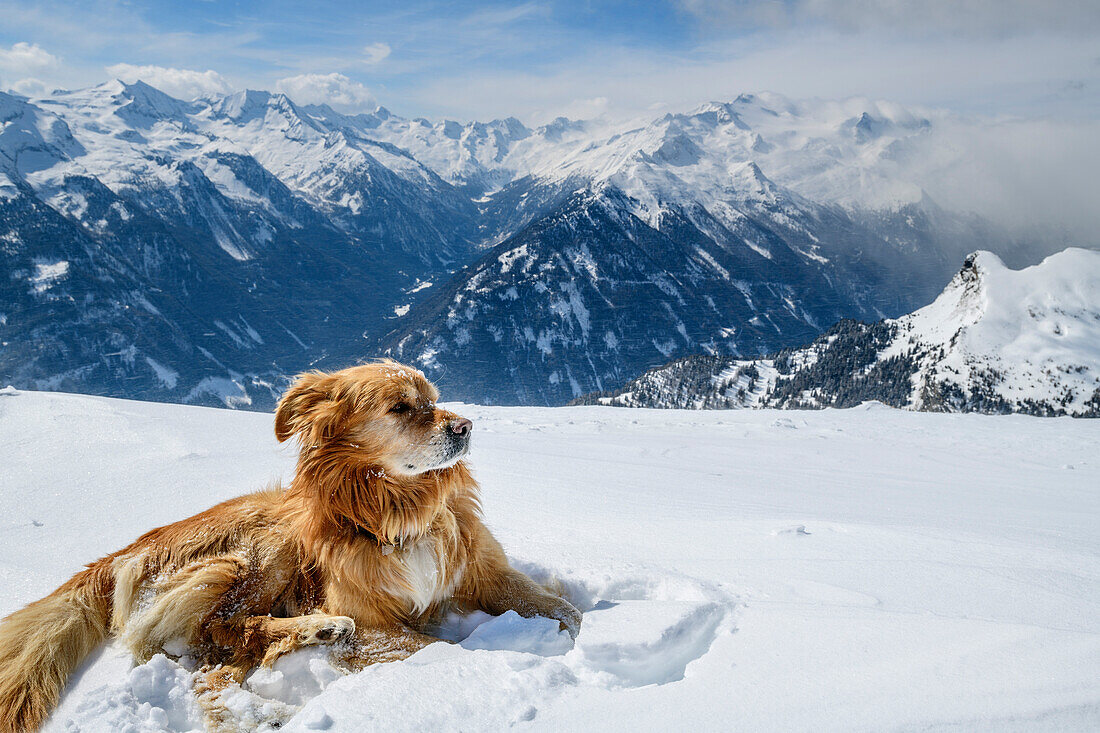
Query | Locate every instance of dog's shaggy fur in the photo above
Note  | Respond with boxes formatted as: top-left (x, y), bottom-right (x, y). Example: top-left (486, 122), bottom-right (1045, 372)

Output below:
top-left (0, 361), bottom-right (581, 731)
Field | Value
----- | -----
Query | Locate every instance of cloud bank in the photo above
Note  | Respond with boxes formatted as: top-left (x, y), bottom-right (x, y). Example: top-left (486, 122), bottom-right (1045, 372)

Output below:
top-left (275, 73), bottom-right (377, 112)
top-left (105, 64), bottom-right (233, 99)
top-left (0, 1), bottom-right (1096, 249)
top-left (0, 41), bottom-right (60, 95)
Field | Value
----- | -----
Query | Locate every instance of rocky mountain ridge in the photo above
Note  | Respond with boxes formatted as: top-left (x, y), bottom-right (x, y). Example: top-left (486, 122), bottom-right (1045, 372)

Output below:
top-left (579, 249), bottom-right (1100, 417)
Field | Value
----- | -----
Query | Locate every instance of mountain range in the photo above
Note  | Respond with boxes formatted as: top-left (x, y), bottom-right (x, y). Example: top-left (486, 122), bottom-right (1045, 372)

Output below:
top-left (0, 82), bottom-right (1068, 407)
top-left (579, 249), bottom-right (1100, 417)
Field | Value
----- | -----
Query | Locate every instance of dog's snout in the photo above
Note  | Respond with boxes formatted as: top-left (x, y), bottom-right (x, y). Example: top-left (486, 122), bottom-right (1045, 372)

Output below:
top-left (448, 418), bottom-right (472, 437)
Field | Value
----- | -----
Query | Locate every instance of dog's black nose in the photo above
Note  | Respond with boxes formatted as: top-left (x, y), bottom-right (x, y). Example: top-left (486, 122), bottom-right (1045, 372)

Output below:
top-left (448, 418), bottom-right (472, 437)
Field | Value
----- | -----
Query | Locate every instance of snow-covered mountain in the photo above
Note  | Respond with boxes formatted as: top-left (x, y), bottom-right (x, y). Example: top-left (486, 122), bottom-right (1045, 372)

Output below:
top-left (0, 83), bottom-right (482, 407)
top-left (0, 82), bottom-right (1058, 407)
top-left (375, 97), bottom-right (1027, 404)
top-left (380, 182), bottom-right (932, 404)
top-left (583, 249), bottom-right (1100, 416)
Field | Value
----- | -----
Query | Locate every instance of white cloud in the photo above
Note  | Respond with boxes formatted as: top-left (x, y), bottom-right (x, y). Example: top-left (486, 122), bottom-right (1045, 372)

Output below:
top-left (7, 77), bottom-right (50, 96)
top-left (105, 64), bottom-right (233, 99)
top-left (559, 96), bottom-right (609, 120)
top-left (0, 41), bottom-right (60, 74)
top-left (363, 42), bottom-right (391, 65)
top-left (909, 117), bottom-right (1100, 246)
top-left (275, 72), bottom-right (377, 112)
top-left (407, 29), bottom-right (1099, 124)
top-left (0, 42), bottom-right (61, 94)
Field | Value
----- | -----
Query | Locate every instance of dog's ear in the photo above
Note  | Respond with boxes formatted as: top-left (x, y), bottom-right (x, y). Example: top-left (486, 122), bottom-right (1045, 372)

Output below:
top-left (274, 372), bottom-right (347, 444)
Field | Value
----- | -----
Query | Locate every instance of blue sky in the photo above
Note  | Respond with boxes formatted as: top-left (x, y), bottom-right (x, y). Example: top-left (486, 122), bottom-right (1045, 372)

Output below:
top-left (1, 0), bottom-right (1098, 122)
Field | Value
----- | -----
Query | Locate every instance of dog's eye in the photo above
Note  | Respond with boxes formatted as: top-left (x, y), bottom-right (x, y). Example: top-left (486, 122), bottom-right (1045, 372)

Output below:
top-left (390, 402), bottom-right (410, 414)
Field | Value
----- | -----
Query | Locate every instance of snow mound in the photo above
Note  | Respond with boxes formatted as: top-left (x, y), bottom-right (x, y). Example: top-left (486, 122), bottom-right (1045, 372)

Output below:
top-left (45, 571), bottom-right (733, 732)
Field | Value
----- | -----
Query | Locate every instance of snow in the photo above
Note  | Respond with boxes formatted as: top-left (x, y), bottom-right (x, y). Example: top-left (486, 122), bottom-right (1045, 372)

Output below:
top-left (887, 248), bottom-right (1100, 412)
top-left (0, 390), bottom-right (1097, 731)
top-left (184, 375), bottom-right (252, 408)
top-left (28, 260), bottom-right (70, 293)
top-left (144, 356), bottom-right (180, 389)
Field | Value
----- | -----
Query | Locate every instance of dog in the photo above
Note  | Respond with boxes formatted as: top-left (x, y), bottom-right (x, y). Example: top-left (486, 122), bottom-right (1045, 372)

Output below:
top-left (0, 360), bottom-right (581, 731)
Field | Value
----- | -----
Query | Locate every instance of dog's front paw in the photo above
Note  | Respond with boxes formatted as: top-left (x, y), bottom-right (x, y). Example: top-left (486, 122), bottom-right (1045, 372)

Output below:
top-left (548, 598), bottom-right (582, 640)
top-left (299, 615), bottom-right (356, 645)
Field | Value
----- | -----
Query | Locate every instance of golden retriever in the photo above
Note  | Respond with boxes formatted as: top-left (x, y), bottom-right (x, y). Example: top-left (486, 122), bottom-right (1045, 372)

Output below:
top-left (0, 360), bottom-right (581, 731)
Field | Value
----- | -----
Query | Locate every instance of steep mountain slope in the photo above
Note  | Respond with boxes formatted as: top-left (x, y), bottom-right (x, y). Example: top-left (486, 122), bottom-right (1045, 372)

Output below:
top-left (1, 90), bottom-right (414, 407)
top-left (583, 249), bottom-right (1100, 417)
top-left (0, 84), bottom-right (486, 407)
top-left (381, 177), bottom-right (934, 404)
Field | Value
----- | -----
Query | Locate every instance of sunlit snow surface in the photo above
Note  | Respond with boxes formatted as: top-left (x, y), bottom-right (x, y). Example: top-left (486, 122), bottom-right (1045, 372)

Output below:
top-left (0, 390), bottom-right (1097, 731)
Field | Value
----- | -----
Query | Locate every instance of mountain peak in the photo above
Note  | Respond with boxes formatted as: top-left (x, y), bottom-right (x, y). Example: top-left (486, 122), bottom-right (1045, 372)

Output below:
top-left (962, 249), bottom-right (1004, 273)
top-left (588, 249), bottom-right (1100, 417)
top-left (651, 131), bottom-right (703, 167)
top-left (686, 101), bottom-right (749, 129)
top-left (206, 89), bottom-right (320, 132)
top-left (728, 160), bottom-right (784, 203)
top-left (211, 89), bottom-right (273, 118)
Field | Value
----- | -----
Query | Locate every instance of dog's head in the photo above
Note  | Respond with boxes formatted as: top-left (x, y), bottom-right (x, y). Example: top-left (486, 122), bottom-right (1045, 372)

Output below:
top-left (275, 360), bottom-right (472, 477)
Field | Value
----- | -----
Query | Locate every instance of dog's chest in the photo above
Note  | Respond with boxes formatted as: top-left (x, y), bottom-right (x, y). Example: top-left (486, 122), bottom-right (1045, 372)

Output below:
top-left (389, 537), bottom-right (462, 615)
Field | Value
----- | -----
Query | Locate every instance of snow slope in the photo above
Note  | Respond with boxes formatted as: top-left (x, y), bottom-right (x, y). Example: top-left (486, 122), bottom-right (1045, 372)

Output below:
top-left (1, 389), bottom-right (1097, 731)
top-left (890, 248), bottom-right (1100, 411)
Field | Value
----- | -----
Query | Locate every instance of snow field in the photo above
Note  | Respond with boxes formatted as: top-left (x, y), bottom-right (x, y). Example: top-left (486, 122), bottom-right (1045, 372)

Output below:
top-left (0, 389), bottom-right (1097, 731)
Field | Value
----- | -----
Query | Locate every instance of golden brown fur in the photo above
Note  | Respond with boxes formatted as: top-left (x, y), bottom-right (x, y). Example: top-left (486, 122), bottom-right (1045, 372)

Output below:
top-left (0, 360), bottom-right (580, 732)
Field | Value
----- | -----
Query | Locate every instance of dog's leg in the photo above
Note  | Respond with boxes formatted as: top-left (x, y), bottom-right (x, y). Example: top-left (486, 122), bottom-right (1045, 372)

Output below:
top-left (330, 625), bottom-right (443, 671)
top-left (256, 614), bottom-right (356, 667)
top-left (457, 523), bottom-right (582, 638)
top-left (193, 614), bottom-right (354, 733)
top-left (201, 609), bottom-right (357, 669)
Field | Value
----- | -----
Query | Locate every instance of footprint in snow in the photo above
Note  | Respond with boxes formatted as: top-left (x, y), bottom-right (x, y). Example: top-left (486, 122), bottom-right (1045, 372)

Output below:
top-left (774, 524), bottom-right (811, 536)
top-left (501, 562), bottom-right (738, 688)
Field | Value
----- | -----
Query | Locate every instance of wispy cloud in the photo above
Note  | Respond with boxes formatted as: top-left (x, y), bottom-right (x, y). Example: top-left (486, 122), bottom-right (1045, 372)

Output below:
top-left (275, 72), bottom-right (376, 111)
top-left (908, 116), bottom-right (1100, 244)
top-left (105, 64), bottom-right (234, 99)
top-left (362, 43), bottom-right (391, 65)
top-left (400, 29), bottom-right (1099, 123)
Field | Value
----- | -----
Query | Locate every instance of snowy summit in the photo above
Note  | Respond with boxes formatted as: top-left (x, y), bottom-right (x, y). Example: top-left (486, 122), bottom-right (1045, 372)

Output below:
top-left (588, 248), bottom-right (1100, 416)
